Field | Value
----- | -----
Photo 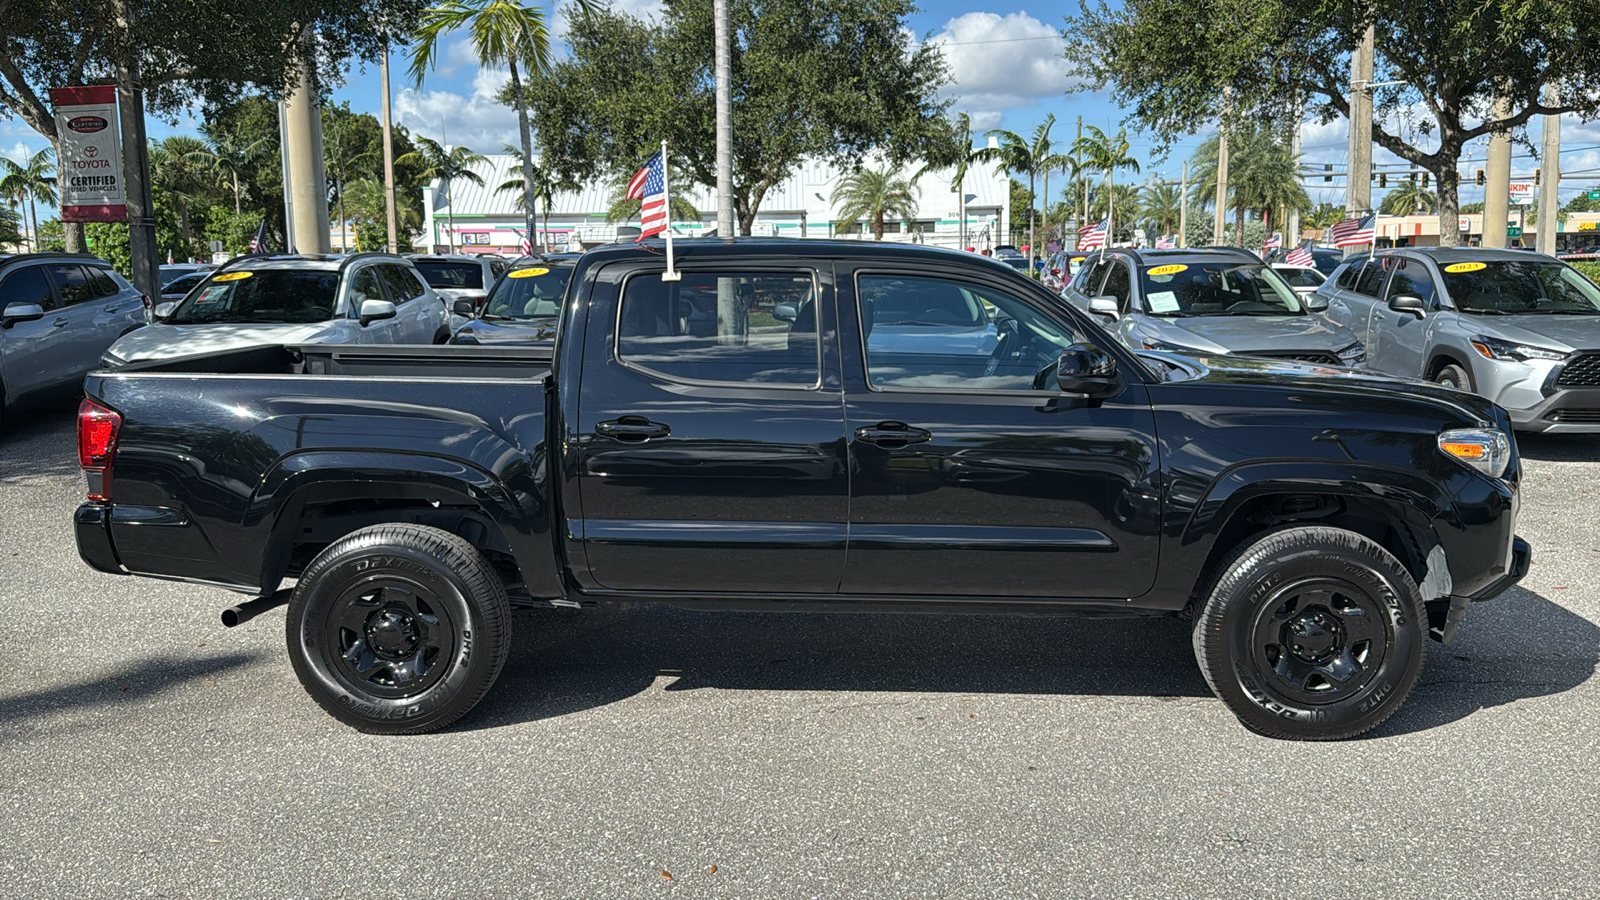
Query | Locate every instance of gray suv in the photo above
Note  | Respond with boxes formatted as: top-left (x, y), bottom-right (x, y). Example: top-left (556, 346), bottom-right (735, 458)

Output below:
top-left (1061, 248), bottom-right (1366, 366)
top-left (0, 254), bottom-right (147, 429)
top-left (1316, 248), bottom-right (1600, 433)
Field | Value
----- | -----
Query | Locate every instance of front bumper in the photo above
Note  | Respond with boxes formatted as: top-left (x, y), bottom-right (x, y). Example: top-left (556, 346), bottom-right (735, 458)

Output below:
top-left (1437, 535), bottom-right (1531, 643)
top-left (74, 502), bottom-right (125, 575)
top-left (1475, 357), bottom-right (1600, 432)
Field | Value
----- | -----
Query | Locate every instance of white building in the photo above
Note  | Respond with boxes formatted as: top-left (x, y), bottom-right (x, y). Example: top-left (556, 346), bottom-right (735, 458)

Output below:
top-left (419, 140), bottom-right (1013, 254)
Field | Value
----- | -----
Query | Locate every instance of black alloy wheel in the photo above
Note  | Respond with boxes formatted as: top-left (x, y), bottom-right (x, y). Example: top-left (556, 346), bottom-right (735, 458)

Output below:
top-left (287, 523), bottom-right (510, 734)
top-left (1193, 525), bottom-right (1426, 740)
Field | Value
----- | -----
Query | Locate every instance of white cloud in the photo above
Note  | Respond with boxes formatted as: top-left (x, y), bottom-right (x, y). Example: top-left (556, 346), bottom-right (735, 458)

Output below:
top-left (395, 66), bottom-right (520, 152)
top-left (926, 12), bottom-right (1074, 123)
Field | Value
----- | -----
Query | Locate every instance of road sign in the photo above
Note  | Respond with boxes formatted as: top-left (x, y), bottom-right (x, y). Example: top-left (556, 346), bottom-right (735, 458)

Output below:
top-left (1507, 226), bottom-right (1524, 238)
top-left (1459, 216), bottom-right (1471, 232)
top-left (1589, 191), bottom-right (1600, 200)
top-left (1509, 182), bottom-right (1535, 206)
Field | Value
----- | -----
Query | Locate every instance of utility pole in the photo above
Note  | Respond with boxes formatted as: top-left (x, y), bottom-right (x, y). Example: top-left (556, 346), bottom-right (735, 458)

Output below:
top-left (1483, 88), bottom-right (1512, 250)
top-left (1288, 100), bottom-right (1302, 245)
top-left (381, 41), bottom-right (399, 253)
top-left (110, 0), bottom-right (157, 298)
top-left (1076, 116), bottom-right (1084, 229)
top-left (1213, 124), bottom-right (1229, 244)
top-left (1179, 161), bottom-right (1188, 248)
top-left (713, 0), bottom-right (734, 238)
top-left (1346, 25), bottom-right (1374, 223)
top-left (1537, 84), bottom-right (1560, 256)
top-left (283, 38), bottom-right (332, 254)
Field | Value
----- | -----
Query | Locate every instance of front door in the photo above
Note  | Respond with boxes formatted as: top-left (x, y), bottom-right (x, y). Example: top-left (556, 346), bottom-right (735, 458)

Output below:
top-left (1372, 256), bottom-right (1438, 377)
top-left (0, 264), bottom-right (70, 401)
top-left (574, 264), bottom-right (850, 593)
top-left (348, 266), bottom-right (402, 344)
top-left (839, 267), bottom-right (1161, 600)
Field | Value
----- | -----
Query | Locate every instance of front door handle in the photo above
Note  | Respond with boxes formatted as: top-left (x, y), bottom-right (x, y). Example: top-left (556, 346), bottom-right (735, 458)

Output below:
top-left (103, 304), bottom-right (122, 312)
top-left (597, 416), bottom-right (671, 442)
top-left (52, 317), bottom-right (69, 327)
top-left (855, 421), bottom-right (932, 448)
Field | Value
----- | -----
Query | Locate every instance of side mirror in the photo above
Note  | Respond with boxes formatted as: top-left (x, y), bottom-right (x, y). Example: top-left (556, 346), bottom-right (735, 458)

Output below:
top-left (1056, 342), bottom-right (1125, 398)
top-left (152, 301), bottom-right (177, 320)
top-left (772, 303), bottom-right (798, 322)
top-left (1388, 294), bottom-right (1426, 318)
top-left (1088, 296), bottom-right (1119, 320)
top-left (452, 298), bottom-right (476, 317)
top-left (359, 298), bottom-right (397, 326)
top-left (1303, 292), bottom-right (1330, 311)
top-left (1, 303), bottom-right (45, 328)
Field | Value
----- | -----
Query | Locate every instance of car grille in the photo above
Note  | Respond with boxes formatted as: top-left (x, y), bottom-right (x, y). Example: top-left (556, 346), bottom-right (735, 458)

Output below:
top-left (1249, 350), bottom-right (1343, 365)
top-left (1545, 409), bottom-right (1600, 423)
top-left (1556, 352), bottom-right (1600, 387)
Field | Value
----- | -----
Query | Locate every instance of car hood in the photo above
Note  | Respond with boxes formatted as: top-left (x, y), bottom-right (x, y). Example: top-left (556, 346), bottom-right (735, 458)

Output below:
top-left (1468, 314), bottom-right (1600, 352)
top-left (1139, 313), bottom-right (1356, 354)
top-left (450, 317), bottom-right (558, 346)
top-left (104, 321), bottom-right (342, 364)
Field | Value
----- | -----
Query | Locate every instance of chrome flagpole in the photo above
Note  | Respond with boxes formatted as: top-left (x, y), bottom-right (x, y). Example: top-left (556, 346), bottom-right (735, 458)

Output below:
top-left (661, 140), bottom-right (681, 282)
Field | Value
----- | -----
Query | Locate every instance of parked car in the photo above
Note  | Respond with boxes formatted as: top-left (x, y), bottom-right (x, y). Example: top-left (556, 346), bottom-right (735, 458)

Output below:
top-left (99, 253), bottom-right (450, 367)
top-left (449, 255), bottom-right (580, 346)
top-left (1062, 247), bottom-right (1366, 366)
top-left (75, 239), bottom-right (1526, 741)
top-left (1267, 246), bottom-right (1343, 276)
top-left (407, 253), bottom-right (511, 332)
top-left (0, 253), bottom-right (147, 429)
top-left (1317, 247), bottom-right (1600, 432)
top-left (159, 271), bottom-right (210, 304)
top-left (1272, 263), bottom-right (1328, 300)
top-left (158, 263), bottom-right (216, 287)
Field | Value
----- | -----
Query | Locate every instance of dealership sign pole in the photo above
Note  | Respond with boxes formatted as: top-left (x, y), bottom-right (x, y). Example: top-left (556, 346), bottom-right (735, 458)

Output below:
top-left (50, 86), bottom-right (127, 223)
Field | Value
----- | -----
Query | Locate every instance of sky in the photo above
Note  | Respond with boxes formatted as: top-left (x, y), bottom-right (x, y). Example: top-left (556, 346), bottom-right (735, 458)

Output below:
top-left (5, 0), bottom-right (1600, 217)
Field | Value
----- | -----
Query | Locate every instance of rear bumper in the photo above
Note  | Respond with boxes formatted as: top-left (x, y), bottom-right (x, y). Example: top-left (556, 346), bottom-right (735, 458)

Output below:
top-left (74, 502), bottom-right (125, 575)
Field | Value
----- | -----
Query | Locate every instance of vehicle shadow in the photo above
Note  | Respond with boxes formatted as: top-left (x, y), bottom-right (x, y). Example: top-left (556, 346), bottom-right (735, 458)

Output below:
top-left (0, 404), bottom-right (79, 481)
top-left (469, 586), bottom-right (1598, 737)
top-left (0, 651), bottom-right (261, 735)
top-left (1516, 433), bottom-right (1600, 463)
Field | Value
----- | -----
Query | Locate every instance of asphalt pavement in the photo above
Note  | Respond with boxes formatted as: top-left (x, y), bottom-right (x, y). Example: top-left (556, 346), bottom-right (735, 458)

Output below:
top-left (2, 405), bottom-right (1597, 898)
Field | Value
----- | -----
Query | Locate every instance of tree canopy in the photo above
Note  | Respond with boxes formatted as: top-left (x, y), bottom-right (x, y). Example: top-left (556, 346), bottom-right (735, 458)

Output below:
top-left (1063, 0), bottom-right (1600, 244)
top-left (522, 0), bottom-right (956, 235)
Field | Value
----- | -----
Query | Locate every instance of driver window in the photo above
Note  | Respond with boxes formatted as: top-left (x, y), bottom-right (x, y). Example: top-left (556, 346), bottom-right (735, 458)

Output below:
top-left (348, 268), bottom-right (386, 314)
top-left (858, 273), bottom-right (1078, 391)
top-left (1101, 262), bottom-right (1131, 313)
top-left (1384, 259), bottom-right (1437, 308)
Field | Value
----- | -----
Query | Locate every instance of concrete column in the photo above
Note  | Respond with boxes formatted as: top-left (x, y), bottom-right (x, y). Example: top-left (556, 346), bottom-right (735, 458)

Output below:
top-left (1483, 90), bottom-right (1512, 250)
top-left (381, 44), bottom-right (399, 254)
top-left (1346, 25), bottom-right (1374, 219)
top-left (283, 46), bottom-right (331, 254)
top-left (1537, 85), bottom-right (1560, 256)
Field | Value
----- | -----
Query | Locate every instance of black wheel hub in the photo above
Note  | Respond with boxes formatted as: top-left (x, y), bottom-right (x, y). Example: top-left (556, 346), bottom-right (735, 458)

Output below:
top-left (1250, 580), bottom-right (1391, 704)
top-left (328, 581), bottom-right (457, 698)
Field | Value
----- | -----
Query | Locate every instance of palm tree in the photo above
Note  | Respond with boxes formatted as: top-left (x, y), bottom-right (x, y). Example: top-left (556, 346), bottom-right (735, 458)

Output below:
top-left (345, 177), bottom-right (424, 250)
top-left (409, 0), bottom-right (595, 254)
top-left (915, 113), bottom-right (986, 249)
top-left (497, 144), bottom-right (580, 248)
top-left (830, 167), bottom-right (920, 241)
top-left (0, 205), bottom-right (20, 249)
top-left (1072, 125), bottom-right (1141, 247)
top-left (197, 127), bottom-right (271, 215)
top-left (1140, 181), bottom-right (1184, 239)
top-left (397, 136), bottom-right (487, 253)
top-left (1188, 124), bottom-right (1307, 245)
top-left (0, 148), bottom-right (57, 253)
top-left (603, 169), bottom-right (700, 227)
top-left (1305, 201), bottom-right (1344, 231)
top-left (1380, 182), bottom-right (1439, 215)
top-left (325, 118), bottom-right (381, 252)
top-left (977, 115), bottom-right (1074, 265)
top-left (149, 136), bottom-right (212, 260)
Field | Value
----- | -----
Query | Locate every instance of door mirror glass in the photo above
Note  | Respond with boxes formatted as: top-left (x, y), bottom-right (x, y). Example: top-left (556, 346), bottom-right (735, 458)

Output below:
top-left (1388, 294), bottom-right (1426, 317)
top-left (1056, 342), bottom-right (1125, 398)
top-left (451, 298), bottom-right (476, 317)
top-left (1088, 296), bottom-right (1119, 319)
top-left (1, 302), bottom-right (45, 326)
top-left (359, 298), bottom-right (397, 325)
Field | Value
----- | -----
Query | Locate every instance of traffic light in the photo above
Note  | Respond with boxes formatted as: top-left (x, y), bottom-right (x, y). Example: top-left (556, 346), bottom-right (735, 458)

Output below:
top-left (1422, 172), bottom-right (1429, 188)
top-left (1535, 169), bottom-right (1541, 185)
top-left (1324, 163), bottom-right (1332, 183)
top-left (1476, 169), bottom-right (1486, 186)
top-left (1379, 173), bottom-right (1387, 189)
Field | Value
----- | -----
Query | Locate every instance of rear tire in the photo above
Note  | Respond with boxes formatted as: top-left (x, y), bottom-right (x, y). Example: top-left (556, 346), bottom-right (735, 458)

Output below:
top-left (1192, 526), bottom-right (1426, 740)
top-left (1433, 363), bottom-right (1472, 391)
top-left (433, 327), bottom-right (451, 344)
top-left (286, 523), bottom-right (511, 734)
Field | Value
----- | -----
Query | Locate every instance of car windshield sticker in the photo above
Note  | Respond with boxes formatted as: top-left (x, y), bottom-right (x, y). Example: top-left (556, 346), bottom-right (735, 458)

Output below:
top-left (212, 271), bottom-right (252, 282)
top-left (508, 267), bottom-right (550, 278)
top-left (1147, 290), bottom-right (1180, 313)
top-left (1444, 262), bottom-right (1487, 273)
top-left (1147, 264), bottom-right (1187, 276)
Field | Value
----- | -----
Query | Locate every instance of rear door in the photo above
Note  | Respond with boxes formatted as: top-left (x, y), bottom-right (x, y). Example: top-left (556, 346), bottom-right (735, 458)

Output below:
top-left (379, 264), bottom-right (442, 342)
top-left (0, 264), bottom-right (69, 400)
top-left (83, 266), bottom-right (145, 362)
top-left (573, 262), bottom-right (850, 593)
top-left (1323, 260), bottom-right (1377, 343)
top-left (42, 263), bottom-right (108, 380)
top-left (838, 264), bottom-right (1161, 600)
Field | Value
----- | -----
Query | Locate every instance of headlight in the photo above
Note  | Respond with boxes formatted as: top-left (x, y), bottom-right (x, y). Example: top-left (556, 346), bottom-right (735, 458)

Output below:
top-left (1336, 341), bottom-right (1366, 364)
top-left (1141, 339), bottom-right (1214, 357)
top-left (1470, 335), bottom-right (1567, 362)
top-left (1438, 427), bottom-right (1512, 479)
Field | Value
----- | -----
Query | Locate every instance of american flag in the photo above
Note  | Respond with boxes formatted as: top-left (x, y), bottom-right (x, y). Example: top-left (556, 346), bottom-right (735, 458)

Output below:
top-left (626, 150), bottom-right (668, 240)
top-left (1263, 232), bottom-right (1282, 251)
top-left (1330, 213), bottom-right (1376, 248)
top-left (1154, 234), bottom-right (1176, 249)
top-left (247, 220), bottom-right (268, 254)
top-left (1284, 240), bottom-right (1315, 267)
top-left (1078, 218), bottom-right (1109, 251)
top-left (518, 232), bottom-right (535, 255)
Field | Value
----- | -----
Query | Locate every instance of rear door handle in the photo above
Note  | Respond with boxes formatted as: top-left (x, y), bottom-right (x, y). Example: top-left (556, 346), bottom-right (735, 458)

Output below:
top-left (597, 416), bottom-right (671, 442)
top-left (855, 421), bottom-right (932, 448)
top-left (52, 317), bottom-right (69, 327)
top-left (103, 304), bottom-right (122, 312)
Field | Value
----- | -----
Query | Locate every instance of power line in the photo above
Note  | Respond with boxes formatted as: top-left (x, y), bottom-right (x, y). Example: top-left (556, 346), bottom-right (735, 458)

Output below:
top-left (927, 35), bottom-right (1061, 47)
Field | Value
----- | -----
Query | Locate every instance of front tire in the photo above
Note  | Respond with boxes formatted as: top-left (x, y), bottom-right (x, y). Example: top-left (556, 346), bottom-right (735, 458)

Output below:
top-left (286, 524), bottom-right (511, 734)
top-left (1434, 363), bottom-right (1472, 391)
top-left (1192, 526), bottom-right (1426, 740)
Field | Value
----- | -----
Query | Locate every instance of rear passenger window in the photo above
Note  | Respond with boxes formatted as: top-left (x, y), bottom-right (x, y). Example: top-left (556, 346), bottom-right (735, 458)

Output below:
top-left (617, 272), bottom-right (819, 386)
top-left (1, 266), bottom-right (56, 311)
top-left (46, 264), bottom-right (95, 305)
top-left (380, 265), bottom-right (426, 303)
top-left (1356, 261), bottom-right (1387, 297)
top-left (85, 266), bottom-right (120, 299)
top-left (1334, 263), bottom-right (1361, 290)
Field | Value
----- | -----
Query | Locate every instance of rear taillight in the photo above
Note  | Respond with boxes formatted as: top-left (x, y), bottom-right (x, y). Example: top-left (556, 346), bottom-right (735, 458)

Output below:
top-left (140, 292), bottom-right (152, 310)
top-left (78, 398), bottom-right (122, 501)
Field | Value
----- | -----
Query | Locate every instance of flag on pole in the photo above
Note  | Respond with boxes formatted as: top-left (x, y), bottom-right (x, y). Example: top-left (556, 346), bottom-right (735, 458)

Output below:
top-left (1263, 232), bottom-right (1282, 251)
top-left (1284, 240), bottom-right (1315, 267)
top-left (517, 231), bottom-right (535, 256)
top-left (627, 144), bottom-right (680, 280)
top-left (166, 249), bottom-right (174, 265)
top-left (247, 220), bottom-right (268, 254)
top-left (1078, 218), bottom-right (1108, 251)
top-left (1155, 234), bottom-right (1177, 249)
top-left (1330, 213), bottom-right (1376, 248)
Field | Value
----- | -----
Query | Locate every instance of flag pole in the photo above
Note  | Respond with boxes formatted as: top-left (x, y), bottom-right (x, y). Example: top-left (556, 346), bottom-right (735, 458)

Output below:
top-left (661, 140), bottom-right (681, 282)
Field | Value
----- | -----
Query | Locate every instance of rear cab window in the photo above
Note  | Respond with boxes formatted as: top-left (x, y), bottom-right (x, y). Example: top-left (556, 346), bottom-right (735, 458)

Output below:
top-left (617, 271), bottom-right (820, 386)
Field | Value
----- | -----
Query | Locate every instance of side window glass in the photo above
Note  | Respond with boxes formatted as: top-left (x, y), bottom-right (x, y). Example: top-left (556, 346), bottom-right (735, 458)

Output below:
top-left (1385, 259), bottom-right (1438, 308)
top-left (85, 266), bottom-right (120, 299)
top-left (617, 272), bottom-right (818, 385)
top-left (381, 265), bottom-right (425, 303)
top-left (1079, 260), bottom-right (1111, 295)
top-left (1335, 262), bottom-right (1361, 291)
top-left (349, 268), bottom-right (387, 313)
top-left (1101, 262), bottom-right (1131, 312)
top-left (46, 264), bottom-right (95, 306)
top-left (1, 266), bottom-right (56, 311)
top-left (1356, 260), bottom-right (1387, 297)
top-left (858, 273), bottom-right (1078, 391)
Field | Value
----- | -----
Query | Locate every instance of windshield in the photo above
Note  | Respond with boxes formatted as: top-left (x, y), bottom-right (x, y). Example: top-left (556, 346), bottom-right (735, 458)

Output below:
top-left (1275, 267), bottom-right (1326, 288)
top-left (413, 261), bottom-right (484, 290)
top-left (1442, 261), bottom-right (1600, 315)
top-left (167, 270), bottom-right (340, 325)
top-left (1140, 262), bottom-right (1304, 316)
top-left (482, 264), bottom-right (575, 318)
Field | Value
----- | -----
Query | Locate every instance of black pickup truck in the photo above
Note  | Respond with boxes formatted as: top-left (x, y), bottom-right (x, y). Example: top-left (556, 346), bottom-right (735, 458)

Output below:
top-left (74, 239), bottom-right (1529, 740)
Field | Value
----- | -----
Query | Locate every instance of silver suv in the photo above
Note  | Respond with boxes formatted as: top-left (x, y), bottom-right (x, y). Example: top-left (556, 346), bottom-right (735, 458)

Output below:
top-left (101, 253), bottom-right (450, 368)
top-left (1, 254), bottom-right (147, 430)
top-left (1316, 247), bottom-right (1600, 432)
